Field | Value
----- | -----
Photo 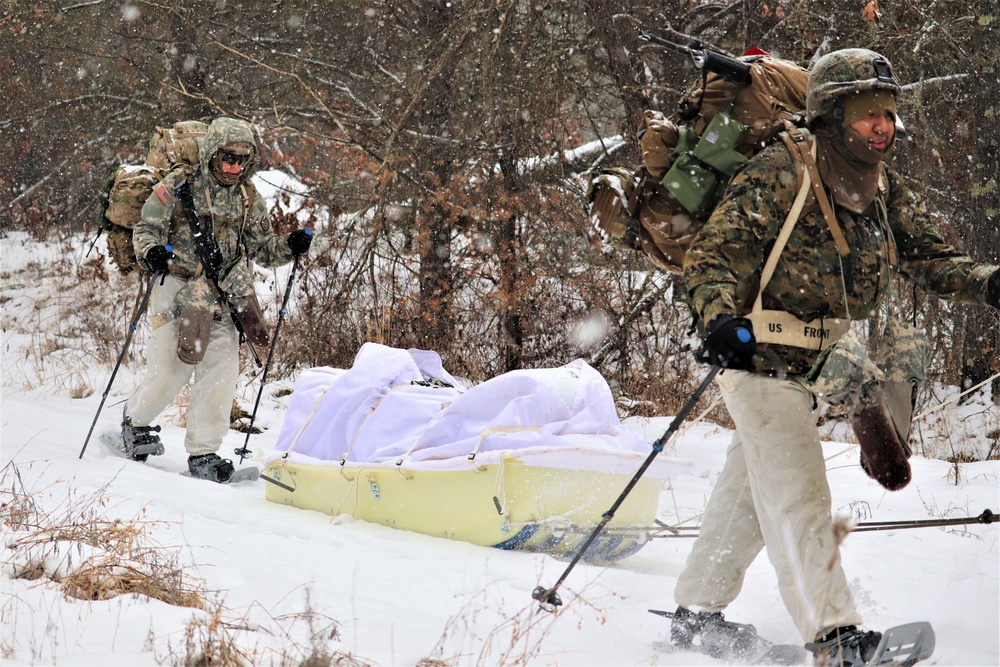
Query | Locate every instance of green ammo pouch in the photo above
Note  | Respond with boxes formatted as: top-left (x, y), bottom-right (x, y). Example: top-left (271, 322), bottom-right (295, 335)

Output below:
top-left (662, 113), bottom-right (749, 215)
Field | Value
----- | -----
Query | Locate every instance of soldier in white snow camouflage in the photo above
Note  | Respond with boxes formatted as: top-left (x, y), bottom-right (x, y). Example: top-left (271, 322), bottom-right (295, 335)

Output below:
top-left (123, 117), bottom-right (314, 483)
top-left (669, 49), bottom-right (1000, 666)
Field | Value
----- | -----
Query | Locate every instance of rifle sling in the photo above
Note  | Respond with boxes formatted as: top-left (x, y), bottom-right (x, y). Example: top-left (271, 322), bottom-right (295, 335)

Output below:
top-left (175, 180), bottom-right (246, 339)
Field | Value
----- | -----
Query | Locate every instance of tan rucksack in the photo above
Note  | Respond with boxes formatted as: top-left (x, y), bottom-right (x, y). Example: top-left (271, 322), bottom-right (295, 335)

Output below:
top-left (589, 54), bottom-right (809, 274)
top-left (98, 121), bottom-right (209, 275)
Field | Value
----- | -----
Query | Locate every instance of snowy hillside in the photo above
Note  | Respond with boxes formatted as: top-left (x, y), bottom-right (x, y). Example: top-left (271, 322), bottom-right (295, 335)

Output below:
top-left (2, 230), bottom-right (998, 666)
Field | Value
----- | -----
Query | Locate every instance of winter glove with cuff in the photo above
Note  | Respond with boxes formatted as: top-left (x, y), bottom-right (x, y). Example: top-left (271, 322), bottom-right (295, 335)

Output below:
top-left (989, 270), bottom-right (1000, 310)
top-left (145, 245), bottom-right (175, 273)
top-left (287, 228), bottom-right (313, 257)
top-left (697, 314), bottom-right (757, 370)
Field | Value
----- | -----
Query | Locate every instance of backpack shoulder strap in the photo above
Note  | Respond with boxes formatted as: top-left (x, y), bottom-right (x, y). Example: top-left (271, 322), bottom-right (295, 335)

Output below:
top-left (780, 127), bottom-right (850, 258)
top-left (779, 128), bottom-right (808, 197)
top-left (238, 181), bottom-right (258, 235)
top-left (756, 131), bottom-right (815, 301)
top-left (240, 181), bottom-right (257, 209)
top-left (237, 181), bottom-right (266, 264)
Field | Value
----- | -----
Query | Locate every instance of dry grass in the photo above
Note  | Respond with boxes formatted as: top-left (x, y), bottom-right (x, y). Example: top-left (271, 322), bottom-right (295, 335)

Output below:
top-left (1, 461), bottom-right (208, 610)
top-left (172, 600), bottom-right (252, 667)
top-left (1, 462), bottom-right (374, 666)
top-left (3, 243), bottom-right (150, 396)
top-left (415, 584), bottom-right (602, 667)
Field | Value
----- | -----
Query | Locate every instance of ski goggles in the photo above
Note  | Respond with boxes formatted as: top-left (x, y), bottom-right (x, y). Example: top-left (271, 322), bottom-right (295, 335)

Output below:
top-left (220, 151), bottom-right (251, 166)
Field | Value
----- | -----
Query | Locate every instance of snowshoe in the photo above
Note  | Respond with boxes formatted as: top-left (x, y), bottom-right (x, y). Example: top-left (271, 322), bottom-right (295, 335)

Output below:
top-left (668, 606), bottom-right (770, 662)
top-left (187, 453), bottom-right (236, 483)
top-left (806, 622), bottom-right (934, 667)
top-left (807, 626), bottom-right (882, 667)
top-left (121, 410), bottom-right (165, 462)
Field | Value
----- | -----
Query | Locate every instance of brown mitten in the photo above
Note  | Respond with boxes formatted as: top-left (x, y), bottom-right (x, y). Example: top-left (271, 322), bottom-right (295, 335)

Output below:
top-left (176, 307), bottom-right (214, 365)
top-left (852, 383), bottom-right (912, 491)
top-left (233, 296), bottom-right (271, 348)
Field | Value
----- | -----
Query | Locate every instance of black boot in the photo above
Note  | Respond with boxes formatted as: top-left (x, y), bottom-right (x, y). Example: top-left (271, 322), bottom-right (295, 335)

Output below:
top-left (187, 453), bottom-right (235, 483)
top-left (670, 606), bottom-right (767, 661)
top-left (121, 410), bottom-right (165, 462)
top-left (806, 626), bottom-right (882, 667)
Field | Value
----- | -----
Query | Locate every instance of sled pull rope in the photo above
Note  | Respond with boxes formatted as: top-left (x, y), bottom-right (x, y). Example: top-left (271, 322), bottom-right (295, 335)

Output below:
top-left (912, 369), bottom-right (1000, 421)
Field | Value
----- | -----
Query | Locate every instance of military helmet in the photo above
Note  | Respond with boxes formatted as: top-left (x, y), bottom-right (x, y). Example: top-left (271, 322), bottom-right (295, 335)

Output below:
top-left (806, 48), bottom-right (900, 123)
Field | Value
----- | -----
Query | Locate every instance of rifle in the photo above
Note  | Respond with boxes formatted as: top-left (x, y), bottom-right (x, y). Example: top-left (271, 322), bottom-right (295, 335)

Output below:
top-left (639, 31), bottom-right (752, 86)
top-left (176, 180), bottom-right (263, 368)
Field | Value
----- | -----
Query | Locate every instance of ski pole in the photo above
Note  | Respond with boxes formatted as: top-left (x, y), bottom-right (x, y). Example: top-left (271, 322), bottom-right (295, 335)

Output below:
top-left (851, 508), bottom-right (997, 532)
top-left (650, 510), bottom-right (998, 539)
top-left (532, 365), bottom-right (721, 611)
top-left (79, 271), bottom-right (161, 459)
top-left (235, 253), bottom-right (302, 464)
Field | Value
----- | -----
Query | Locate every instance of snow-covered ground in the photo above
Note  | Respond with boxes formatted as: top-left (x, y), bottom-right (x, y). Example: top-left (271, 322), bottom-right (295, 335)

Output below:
top-left (2, 230), bottom-right (998, 666)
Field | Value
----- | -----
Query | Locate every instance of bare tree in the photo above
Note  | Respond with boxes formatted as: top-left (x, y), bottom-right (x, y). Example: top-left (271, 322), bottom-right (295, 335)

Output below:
top-left (2, 0), bottom-right (996, 413)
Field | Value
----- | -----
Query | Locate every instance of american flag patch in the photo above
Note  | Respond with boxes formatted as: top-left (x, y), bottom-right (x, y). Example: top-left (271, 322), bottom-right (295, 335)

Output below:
top-left (154, 184), bottom-right (172, 205)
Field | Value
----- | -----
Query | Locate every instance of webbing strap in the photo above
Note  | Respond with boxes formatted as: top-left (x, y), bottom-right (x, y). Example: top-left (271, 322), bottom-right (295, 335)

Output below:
top-left (748, 310), bottom-right (851, 350)
top-left (756, 138), bottom-right (814, 299)
top-left (465, 425), bottom-right (540, 471)
top-left (749, 137), bottom-right (851, 351)
top-left (784, 131), bottom-right (850, 257)
top-left (286, 386), bottom-right (334, 455)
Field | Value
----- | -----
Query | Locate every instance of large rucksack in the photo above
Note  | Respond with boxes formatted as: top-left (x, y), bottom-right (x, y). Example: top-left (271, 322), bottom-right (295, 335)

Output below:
top-left (588, 53), bottom-right (809, 274)
top-left (96, 120), bottom-right (209, 275)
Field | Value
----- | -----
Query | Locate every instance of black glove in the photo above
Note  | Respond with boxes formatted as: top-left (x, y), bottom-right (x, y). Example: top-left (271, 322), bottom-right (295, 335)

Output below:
top-left (145, 245), bottom-right (175, 273)
top-left (989, 270), bottom-right (1000, 310)
top-left (697, 314), bottom-right (757, 370)
top-left (287, 228), bottom-right (313, 257)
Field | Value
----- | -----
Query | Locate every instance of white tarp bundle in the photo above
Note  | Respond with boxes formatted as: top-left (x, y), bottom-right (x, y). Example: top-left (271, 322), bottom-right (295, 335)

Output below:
top-left (265, 342), bottom-right (683, 476)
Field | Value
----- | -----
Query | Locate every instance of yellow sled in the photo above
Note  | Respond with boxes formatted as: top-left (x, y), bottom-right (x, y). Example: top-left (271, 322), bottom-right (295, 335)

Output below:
top-left (263, 447), bottom-right (673, 564)
top-left (262, 347), bottom-right (689, 563)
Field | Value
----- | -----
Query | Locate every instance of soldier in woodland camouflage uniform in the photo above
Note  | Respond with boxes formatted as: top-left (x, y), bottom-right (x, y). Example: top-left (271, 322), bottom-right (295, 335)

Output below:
top-left (669, 50), bottom-right (1000, 665)
top-left (123, 117), bottom-right (313, 483)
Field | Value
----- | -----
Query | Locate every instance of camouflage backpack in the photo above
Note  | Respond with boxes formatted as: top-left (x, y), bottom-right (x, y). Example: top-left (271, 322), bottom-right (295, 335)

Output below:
top-left (97, 120), bottom-right (208, 275)
top-left (587, 52), bottom-right (809, 274)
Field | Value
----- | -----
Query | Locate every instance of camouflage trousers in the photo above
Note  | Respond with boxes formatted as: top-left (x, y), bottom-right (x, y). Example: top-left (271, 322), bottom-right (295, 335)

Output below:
top-left (674, 370), bottom-right (861, 642)
top-left (126, 276), bottom-right (239, 456)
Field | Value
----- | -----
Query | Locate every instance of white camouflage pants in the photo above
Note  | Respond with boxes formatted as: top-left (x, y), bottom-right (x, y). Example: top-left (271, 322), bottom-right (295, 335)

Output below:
top-left (673, 369), bottom-right (861, 642)
top-left (126, 276), bottom-right (239, 457)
